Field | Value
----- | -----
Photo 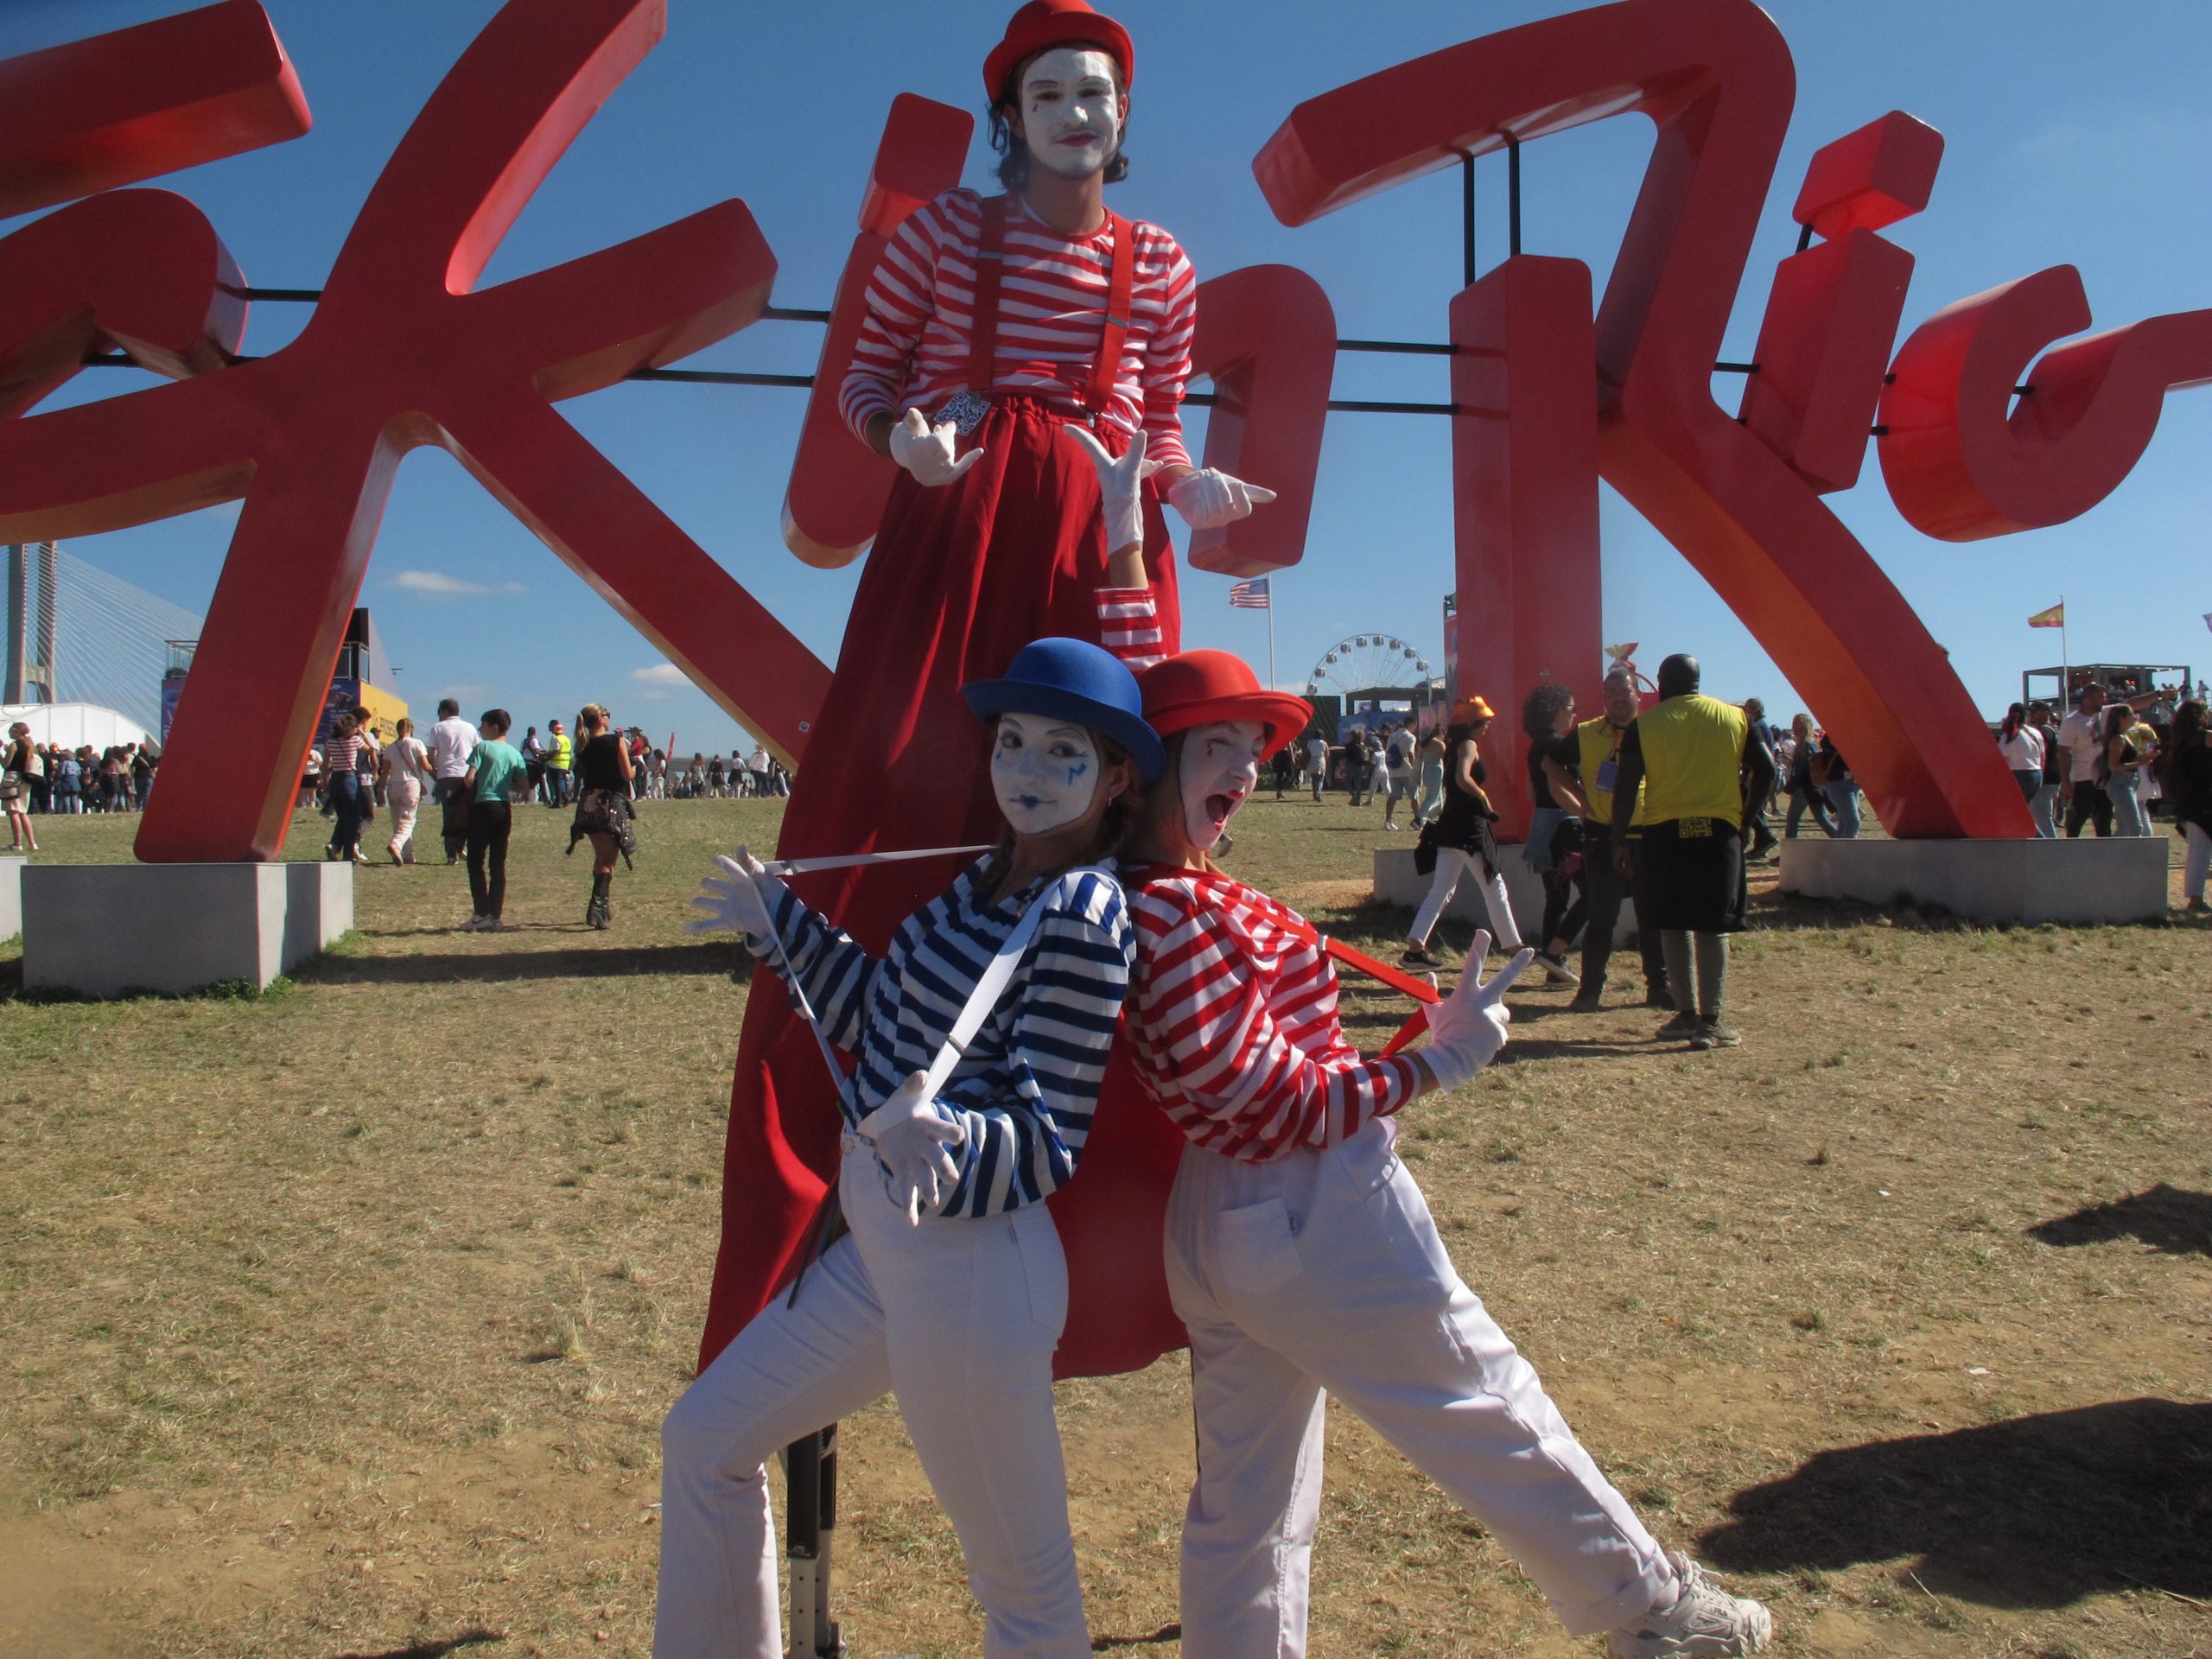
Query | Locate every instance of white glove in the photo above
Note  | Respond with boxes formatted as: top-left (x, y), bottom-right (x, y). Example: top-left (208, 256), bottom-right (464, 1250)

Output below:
top-left (887, 407), bottom-right (984, 487)
top-left (1167, 466), bottom-right (1277, 531)
top-left (1421, 930), bottom-right (1534, 1090)
top-left (859, 1071), bottom-right (968, 1224)
top-left (1065, 424), bottom-right (1163, 555)
top-left (684, 844), bottom-right (787, 944)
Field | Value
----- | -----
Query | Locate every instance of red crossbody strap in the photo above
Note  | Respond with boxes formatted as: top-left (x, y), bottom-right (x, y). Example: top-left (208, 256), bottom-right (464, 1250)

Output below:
top-left (1319, 937), bottom-right (1438, 1058)
top-left (1082, 210), bottom-right (1136, 417)
top-left (968, 194), bottom-right (1008, 397)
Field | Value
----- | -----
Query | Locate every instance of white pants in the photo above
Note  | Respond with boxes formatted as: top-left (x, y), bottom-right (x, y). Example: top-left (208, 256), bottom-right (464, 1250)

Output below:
top-left (1408, 846), bottom-right (1524, 951)
top-left (387, 778), bottom-right (422, 861)
top-left (2184, 822), bottom-right (2210, 901)
top-left (1166, 1123), bottom-right (1671, 1654)
top-left (656, 1143), bottom-right (1088, 1659)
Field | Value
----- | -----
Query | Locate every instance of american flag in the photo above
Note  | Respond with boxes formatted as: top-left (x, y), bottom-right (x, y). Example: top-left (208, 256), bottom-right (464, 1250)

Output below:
top-left (1228, 576), bottom-right (1271, 610)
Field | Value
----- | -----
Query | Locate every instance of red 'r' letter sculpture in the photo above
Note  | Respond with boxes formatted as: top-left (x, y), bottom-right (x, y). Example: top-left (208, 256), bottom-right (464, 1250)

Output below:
top-left (1255, 0), bottom-right (2030, 838)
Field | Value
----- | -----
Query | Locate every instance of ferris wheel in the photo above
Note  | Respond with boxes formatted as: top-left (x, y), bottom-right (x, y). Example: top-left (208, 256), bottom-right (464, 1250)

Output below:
top-left (1306, 633), bottom-right (1435, 702)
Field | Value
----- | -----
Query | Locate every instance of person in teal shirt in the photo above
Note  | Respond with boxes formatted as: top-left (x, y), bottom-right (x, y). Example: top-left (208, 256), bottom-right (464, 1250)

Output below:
top-left (461, 709), bottom-right (528, 931)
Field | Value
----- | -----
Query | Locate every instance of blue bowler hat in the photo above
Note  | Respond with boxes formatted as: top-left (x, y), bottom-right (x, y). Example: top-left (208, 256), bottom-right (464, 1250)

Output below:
top-left (963, 637), bottom-right (1165, 785)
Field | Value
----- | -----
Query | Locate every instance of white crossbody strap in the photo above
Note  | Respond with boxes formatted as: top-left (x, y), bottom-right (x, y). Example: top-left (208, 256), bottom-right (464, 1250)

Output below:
top-left (918, 871), bottom-right (1089, 1098)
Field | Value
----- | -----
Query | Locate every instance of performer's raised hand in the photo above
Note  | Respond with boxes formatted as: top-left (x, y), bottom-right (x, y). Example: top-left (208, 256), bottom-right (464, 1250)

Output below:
top-left (888, 407), bottom-right (985, 487)
top-left (685, 844), bottom-right (786, 942)
top-left (1065, 424), bottom-right (1163, 561)
top-left (1167, 466), bottom-right (1276, 531)
top-left (1419, 930), bottom-right (1534, 1089)
top-left (861, 1071), bottom-right (969, 1224)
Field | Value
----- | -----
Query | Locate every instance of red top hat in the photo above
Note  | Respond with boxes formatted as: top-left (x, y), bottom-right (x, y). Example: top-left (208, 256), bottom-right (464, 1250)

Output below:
top-left (1138, 650), bottom-right (1313, 758)
top-left (984, 0), bottom-right (1135, 105)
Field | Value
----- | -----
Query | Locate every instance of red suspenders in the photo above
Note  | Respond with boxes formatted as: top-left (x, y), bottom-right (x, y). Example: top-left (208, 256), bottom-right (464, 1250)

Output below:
top-left (966, 194), bottom-right (1136, 423)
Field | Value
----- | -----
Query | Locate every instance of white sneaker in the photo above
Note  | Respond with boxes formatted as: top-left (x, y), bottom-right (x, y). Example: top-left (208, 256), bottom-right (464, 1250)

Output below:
top-left (459, 915), bottom-right (486, 931)
top-left (1608, 1552), bottom-right (1770, 1657)
top-left (1535, 950), bottom-right (1582, 988)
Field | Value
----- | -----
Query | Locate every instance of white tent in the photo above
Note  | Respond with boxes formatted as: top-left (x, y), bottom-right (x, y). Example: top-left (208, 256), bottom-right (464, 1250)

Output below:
top-left (1, 701), bottom-right (153, 751)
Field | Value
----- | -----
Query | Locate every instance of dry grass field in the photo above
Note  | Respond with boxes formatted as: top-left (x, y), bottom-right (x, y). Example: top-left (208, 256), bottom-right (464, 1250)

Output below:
top-left (1, 797), bottom-right (2206, 1659)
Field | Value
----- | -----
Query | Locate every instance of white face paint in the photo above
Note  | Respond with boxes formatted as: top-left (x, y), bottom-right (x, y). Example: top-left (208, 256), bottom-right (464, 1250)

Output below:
top-left (991, 711), bottom-right (1102, 835)
top-left (1018, 47), bottom-right (1123, 182)
top-left (1179, 720), bottom-right (1267, 853)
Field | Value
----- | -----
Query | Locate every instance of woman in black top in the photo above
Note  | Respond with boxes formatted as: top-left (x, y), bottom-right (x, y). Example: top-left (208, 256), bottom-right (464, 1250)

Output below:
top-left (2162, 699), bottom-right (2210, 912)
top-left (570, 703), bottom-right (635, 928)
top-left (1402, 696), bottom-right (1525, 969)
top-left (1518, 683), bottom-right (1587, 987)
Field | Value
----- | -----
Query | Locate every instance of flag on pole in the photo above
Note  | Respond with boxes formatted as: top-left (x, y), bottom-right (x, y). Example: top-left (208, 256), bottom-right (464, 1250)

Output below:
top-left (1228, 576), bottom-right (1271, 609)
top-left (2027, 602), bottom-right (2064, 628)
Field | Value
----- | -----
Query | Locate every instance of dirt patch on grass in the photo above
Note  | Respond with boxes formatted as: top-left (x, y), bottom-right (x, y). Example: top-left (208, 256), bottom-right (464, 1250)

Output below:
top-left (2, 799), bottom-right (2208, 1656)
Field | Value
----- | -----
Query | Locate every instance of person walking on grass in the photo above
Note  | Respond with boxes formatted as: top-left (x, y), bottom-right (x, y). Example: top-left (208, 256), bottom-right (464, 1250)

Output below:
top-left (2162, 698), bottom-right (2210, 912)
top-left (382, 716), bottom-right (431, 865)
top-left (1402, 696), bottom-right (1523, 971)
top-left (3, 721), bottom-right (40, 852)
top-left (1607, 654), bottom-right (1775, 1052)
top-left (1558, 669), bottom-right (1672, 1012)
top-left (460, 710), bottom-right (527, 932)
top-left (427, 697), bottom-right (479, 864)
top-left (569, 702), bottom-right (636, 929)
top-left (1381, 718), bottom-right (1417, 830)
top-left (2059, 683), bottom-right (2112, 838)
top-left (322, 712), bottom-right (369, 865)
top-left (1519, 682), bottom-right (1586, 988)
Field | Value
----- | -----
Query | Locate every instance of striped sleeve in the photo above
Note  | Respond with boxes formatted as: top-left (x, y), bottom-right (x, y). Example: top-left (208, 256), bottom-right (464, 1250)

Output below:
top-left (1138, 227), bottom-right (1196, 471)
top-left (931, 870), bottom-right (1133, 1217)
top-left (1130, 886), bottom-right (1420, 1153)
top-left (750, 883), bottom-right (878, 1055)
top-left (838, 192), bottom-right (960, 442)
top-left (1096, 584), bottom-right (1164, 670)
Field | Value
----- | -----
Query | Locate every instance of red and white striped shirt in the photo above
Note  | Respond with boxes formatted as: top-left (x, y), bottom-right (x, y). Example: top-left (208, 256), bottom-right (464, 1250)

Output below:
top-left (1122, 867), bottom-right (1421, 1161)
top-left (840, 188), bottom-right (1197, 468)
top-left (1095, 585), bottom-right (1165, 670)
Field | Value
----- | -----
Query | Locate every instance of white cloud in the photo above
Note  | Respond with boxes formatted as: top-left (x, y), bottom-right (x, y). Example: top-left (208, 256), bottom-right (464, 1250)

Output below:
top-left (387, 569), bottom-right (525, 596)
top-left (632, 664), bottom-right (690, 688)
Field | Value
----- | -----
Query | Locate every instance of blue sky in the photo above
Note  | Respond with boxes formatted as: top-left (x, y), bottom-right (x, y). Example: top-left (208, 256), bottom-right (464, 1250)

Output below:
top-left (5, 0), bottom-right (2208, 756)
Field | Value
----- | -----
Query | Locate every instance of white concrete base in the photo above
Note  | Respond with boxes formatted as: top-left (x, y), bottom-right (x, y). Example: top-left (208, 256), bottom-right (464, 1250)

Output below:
top-left (1373, 846), bottom-right (1634, 946)
top-left (22, 861), bottom-right (354, 996)
top-left (0, 855), bottom-right (21, 943)
top-left (1778, 836), bottom-right (2168, 925)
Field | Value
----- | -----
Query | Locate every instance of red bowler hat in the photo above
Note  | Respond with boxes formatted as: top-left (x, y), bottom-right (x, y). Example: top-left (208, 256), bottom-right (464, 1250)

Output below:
top-left (1138, 650), bottom-right (1313, 757)
top-left (984, 0), bottom-right (1134, 105)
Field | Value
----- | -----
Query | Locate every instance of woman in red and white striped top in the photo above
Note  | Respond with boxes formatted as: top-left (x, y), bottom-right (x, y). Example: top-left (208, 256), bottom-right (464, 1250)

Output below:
top-left (1112, 651), bottom-right (1775, 1659)
top-left (322, 713), bottom-right (369, 865)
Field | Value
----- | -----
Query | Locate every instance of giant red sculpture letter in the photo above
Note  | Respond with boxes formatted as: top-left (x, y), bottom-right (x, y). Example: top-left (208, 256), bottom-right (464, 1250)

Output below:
top-left (0, 0), bottom-right (831, 862)
top-left (1255, 0), bottom-right (2030, 838)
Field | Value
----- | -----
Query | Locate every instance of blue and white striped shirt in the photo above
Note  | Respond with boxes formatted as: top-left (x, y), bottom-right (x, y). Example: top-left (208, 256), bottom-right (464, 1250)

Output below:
top-left (753, 857), bottom-right (1134, 1219)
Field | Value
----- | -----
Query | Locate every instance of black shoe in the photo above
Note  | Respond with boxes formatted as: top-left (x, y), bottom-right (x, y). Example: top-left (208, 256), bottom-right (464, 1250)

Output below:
top-left (586, 893), bottom-right (611, 930)
top-left (1644, 987), bottom-right (1675, 1011)
top-left (1567, 989), bottom-right (1603, 1014)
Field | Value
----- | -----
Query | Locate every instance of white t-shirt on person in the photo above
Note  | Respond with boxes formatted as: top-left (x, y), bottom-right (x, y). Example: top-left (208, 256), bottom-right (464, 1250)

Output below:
top-left (2056, 710), bottom-right (2104, 783)
top-left (1997, 726), bottom-right (2044, 772)
top-left (427, 716), bottom-right (479, 779)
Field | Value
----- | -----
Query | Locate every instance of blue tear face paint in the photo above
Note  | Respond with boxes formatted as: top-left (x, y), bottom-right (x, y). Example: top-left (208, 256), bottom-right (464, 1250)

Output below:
top-left (990, 712), bottom-right (1103, 836)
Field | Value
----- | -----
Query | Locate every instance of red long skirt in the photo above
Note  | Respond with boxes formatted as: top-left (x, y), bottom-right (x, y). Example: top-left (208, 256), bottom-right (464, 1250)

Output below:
top-left (697, 396), bottom-right (1192, 1379)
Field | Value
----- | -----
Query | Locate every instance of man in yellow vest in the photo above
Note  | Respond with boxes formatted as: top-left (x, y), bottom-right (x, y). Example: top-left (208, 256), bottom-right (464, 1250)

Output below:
top-left (1609, 654), bottom-right (1775, 1050)
top-left (1544, 667), bottom-right (1671, 1013)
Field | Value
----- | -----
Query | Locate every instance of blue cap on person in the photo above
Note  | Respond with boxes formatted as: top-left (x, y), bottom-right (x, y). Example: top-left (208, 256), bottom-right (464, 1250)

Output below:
top-left (963, 637), bottom-right (1165, 785)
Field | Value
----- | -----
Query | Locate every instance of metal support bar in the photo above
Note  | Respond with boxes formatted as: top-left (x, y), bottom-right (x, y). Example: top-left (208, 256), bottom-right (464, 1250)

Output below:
top-left (1459, 150), bottom-right (1476, 288)
top-left (1712, 361), bottom-right (1762, 374)
top-left (625, 368), bottom-right (815, 387)
top-left (1796, 222), bottom-right (1815, 254)
top-left (1337, 338), bottom-right (1457, 356)
top-left (783, 1427), bottom-right (848, 1658)
top-left (1505, 133), bottom-right (1522, 257)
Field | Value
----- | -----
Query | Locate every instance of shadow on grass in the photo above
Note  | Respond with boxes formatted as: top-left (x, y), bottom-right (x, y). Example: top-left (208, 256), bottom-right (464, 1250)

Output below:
top-left (1092, 1627), bottom-right (1179, 1650)
top-left (334, 1630), bottom-right (505, 1659)
top-left (1700, 1399), bottom-right (2212, 1607)
top-left (2027, 1185), bottom-right (2212, 1258)
top-left (294, 940), bottom-right (750, 985)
